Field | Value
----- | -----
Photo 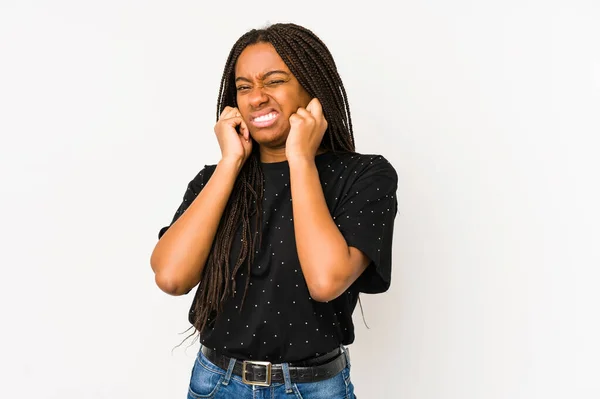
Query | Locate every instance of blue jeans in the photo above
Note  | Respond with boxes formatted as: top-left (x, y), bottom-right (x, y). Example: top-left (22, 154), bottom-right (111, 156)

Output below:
top-left (187, 346), bottom-right (356, 399)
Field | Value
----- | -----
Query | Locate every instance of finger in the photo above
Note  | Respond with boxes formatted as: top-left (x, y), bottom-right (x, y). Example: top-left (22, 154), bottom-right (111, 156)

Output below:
top-left (295, 107), bottom-right (311, 118)
top-left (220, 106), bottom-right (240, 120)
top-left (226, 110), bottom-right (241, 120)
top-left (289, 112), bottom-right (303, 125)
top-left (294, 107), bottom-right (315, 124)
top-left (305, 98), bottom-right (323, 119)
top-left (217, 115), bottom-right (243, 131)
top-left (219, 106), bottom-right (234, 119)
top-left (242, 134), bottom-right (253, 150)
top-left (239, 120), bottom-right (249, 140)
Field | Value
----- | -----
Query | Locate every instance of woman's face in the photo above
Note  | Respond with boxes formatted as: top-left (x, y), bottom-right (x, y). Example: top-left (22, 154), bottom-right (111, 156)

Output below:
top-left (234, 42), bottom-right (312, 148)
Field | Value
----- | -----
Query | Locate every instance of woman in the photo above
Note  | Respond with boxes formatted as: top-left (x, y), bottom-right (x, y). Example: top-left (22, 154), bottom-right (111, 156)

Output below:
top-left (151, 22), bottom-right (398, 399)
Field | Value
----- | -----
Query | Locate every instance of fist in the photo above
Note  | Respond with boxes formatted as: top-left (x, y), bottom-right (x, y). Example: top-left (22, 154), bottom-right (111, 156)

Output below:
top-left (286, 98), bottom-right (328, 161)
top-left (214, 106), bottom-right (252, 165)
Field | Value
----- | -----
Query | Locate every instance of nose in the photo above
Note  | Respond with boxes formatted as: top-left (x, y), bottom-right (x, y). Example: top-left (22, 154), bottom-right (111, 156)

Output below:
top-left (248, 85), bottom-right (269, 108)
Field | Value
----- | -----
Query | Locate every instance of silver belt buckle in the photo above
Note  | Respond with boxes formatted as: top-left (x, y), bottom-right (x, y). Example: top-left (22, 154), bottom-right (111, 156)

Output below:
top-left (242, 360), bottom-right (272, 386)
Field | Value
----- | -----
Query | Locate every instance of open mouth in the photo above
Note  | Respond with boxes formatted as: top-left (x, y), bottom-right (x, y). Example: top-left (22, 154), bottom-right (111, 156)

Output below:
top-left (251, 112), bottom-right (279, 128)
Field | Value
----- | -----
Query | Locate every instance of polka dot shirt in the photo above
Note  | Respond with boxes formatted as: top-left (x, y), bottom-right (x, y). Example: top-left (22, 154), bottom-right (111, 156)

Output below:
top-left (158, 151), bottom-right (398, 363)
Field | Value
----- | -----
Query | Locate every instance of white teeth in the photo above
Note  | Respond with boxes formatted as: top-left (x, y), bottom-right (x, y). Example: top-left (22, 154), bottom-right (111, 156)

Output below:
top-left (254, 112), bottom-right (277, 122)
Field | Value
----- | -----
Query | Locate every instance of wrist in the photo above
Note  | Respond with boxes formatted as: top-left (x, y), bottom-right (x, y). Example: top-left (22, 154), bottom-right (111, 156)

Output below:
top-left (218, 157), bottom-right (245, 174)
top-left (287, 154), bottom-right (316, 169)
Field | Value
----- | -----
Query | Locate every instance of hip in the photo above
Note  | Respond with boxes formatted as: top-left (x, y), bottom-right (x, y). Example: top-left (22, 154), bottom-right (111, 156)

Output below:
top-left (187, 345), bottom-right (356, 399)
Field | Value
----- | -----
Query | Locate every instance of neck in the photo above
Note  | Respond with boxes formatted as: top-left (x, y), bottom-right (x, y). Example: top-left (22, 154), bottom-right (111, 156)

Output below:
top-left (259, 146), bottom-right (327, 164)
top-left (259, 146), bottom-right (287, 163)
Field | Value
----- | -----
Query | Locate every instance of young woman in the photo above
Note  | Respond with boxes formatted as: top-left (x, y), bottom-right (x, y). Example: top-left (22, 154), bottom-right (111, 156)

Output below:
top-left (151, 22), bottom-right (398, 399)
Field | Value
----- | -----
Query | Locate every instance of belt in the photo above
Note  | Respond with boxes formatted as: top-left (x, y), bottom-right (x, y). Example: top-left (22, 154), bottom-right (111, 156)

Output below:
top-left (200, 345), bottom-right (348, 386)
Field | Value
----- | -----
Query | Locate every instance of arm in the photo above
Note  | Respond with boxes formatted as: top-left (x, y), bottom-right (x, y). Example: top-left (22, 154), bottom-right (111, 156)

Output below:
top-left (150, 158), bottom-right (243, 296)
top-left (289, 157), bottom-right (370, 302)
top-left (151, 105), bottom-right (251, 296)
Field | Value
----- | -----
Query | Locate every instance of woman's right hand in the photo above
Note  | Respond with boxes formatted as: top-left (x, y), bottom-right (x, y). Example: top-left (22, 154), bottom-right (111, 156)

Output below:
top-left (214, 106), bottom-right (252, 166)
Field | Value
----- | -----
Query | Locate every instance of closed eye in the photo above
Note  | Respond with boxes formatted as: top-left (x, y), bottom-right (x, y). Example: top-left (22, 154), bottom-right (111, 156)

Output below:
top-left (236, 79), bottom-right (286, 92)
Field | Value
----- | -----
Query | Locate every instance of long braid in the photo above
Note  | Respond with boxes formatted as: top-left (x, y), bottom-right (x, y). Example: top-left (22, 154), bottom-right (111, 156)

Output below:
top-left (188, 23), bottom-right (356, 338)
top-left (286, 34), bottom-right (351, 149)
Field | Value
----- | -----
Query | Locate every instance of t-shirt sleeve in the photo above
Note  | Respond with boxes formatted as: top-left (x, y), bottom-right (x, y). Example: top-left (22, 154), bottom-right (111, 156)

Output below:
top-left (158, 165), bottom-right (216, 240)
top-left (333, 155), bottom-right (398, 294)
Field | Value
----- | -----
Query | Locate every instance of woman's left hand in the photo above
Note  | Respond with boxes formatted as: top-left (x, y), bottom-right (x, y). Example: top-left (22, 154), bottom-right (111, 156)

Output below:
top-left (286, 98), bottom-right (328, 162)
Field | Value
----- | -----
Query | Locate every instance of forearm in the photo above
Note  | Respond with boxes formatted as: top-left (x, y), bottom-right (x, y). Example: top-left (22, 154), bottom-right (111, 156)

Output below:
top-left (288, 158), bottom-right (352, 300)
top-left (150, 158), bottom-right (243, 295)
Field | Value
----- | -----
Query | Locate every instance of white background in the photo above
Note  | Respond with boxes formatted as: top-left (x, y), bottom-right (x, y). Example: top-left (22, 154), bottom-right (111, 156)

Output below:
top-left (1, 1), bottom-right (599, 398)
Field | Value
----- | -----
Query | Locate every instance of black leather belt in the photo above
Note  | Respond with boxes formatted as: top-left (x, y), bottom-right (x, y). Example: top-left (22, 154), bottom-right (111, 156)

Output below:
top-left (200, 346), bottom-right (347, 386)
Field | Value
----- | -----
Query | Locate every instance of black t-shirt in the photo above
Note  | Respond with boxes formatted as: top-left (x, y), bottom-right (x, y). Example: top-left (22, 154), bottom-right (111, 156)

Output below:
top-left (158, 151), bottom-right (398, 363)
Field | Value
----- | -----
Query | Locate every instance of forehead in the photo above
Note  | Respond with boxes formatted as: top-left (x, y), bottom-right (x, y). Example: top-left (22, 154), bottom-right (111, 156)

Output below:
top-left (235, 42), bottom-right (290, 78)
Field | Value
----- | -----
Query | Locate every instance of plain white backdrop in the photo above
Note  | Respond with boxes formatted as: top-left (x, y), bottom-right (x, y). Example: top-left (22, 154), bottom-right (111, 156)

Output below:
top-left (1, 1), bottom-right (599, 398)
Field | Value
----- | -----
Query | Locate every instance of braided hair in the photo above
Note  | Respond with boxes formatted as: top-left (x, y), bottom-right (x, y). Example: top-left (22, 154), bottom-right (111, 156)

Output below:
top-left (190, 22), bottom-right (356, 337)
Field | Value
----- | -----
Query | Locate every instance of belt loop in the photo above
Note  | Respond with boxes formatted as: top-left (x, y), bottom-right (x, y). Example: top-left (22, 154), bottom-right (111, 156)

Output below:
top-left (197, 344), bottom-right (205, 364)
top-left (281, 362), bottom-right (293, 393)
top-left (222, 357), bottom-right (236, 386)
top-left (342, 345), bottom-right (351, 370)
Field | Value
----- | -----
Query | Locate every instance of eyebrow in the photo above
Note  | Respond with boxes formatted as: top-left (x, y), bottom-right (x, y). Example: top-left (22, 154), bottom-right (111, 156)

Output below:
top-left (235, 70), bottom-right (290, 83)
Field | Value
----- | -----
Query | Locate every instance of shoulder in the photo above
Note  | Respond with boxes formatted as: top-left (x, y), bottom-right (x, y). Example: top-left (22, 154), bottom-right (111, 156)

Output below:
top-left (188, 163), bottom-right (218, 187)
top-left (202, 163), bottom-right (218, 177)
top-left (328, 151), bottom-right (398, 182)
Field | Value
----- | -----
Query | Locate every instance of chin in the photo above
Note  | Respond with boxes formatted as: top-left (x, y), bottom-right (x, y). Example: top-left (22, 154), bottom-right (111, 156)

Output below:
top-left (250, 126), bottom-right (289, 147)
